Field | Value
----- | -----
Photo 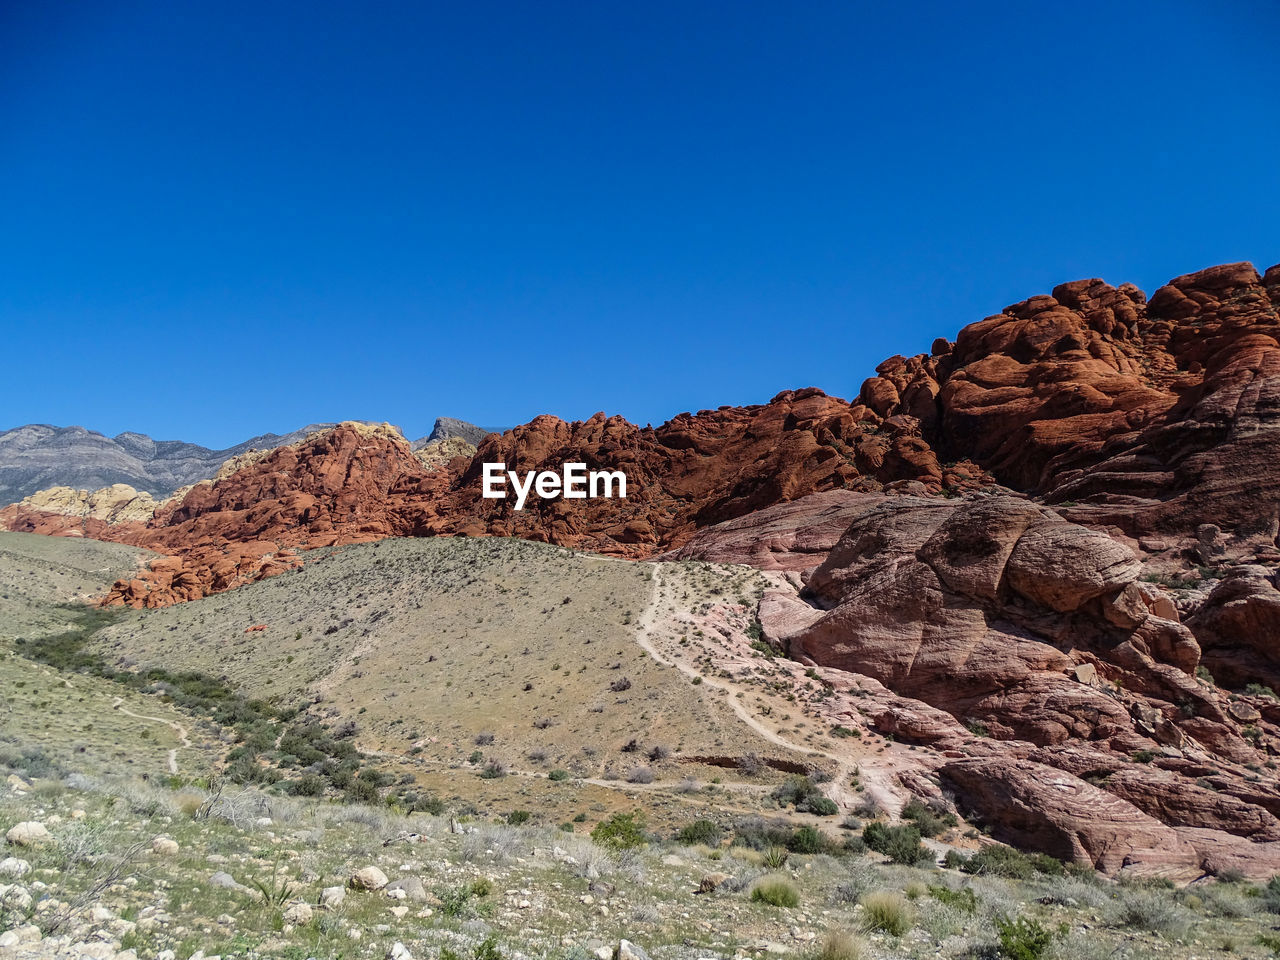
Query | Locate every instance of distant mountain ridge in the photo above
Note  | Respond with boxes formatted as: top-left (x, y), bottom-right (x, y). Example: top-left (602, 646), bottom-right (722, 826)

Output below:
top-left (0, 418), bottom-right (495, 503)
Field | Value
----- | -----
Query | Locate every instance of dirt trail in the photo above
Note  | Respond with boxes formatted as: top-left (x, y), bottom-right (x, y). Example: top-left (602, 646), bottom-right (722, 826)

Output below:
top-left (634, 562), bottom-right (906, 817)
top-left (111, 695), bottom-right (190, 775)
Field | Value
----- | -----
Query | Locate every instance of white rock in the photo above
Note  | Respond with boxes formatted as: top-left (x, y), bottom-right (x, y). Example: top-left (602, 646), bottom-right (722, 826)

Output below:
top-left (283, 902), bottom-right (313, 924)
top-left (71, 809), bottom-right (87, 820)
top-left (387, 943), bottom-right (413, 960)
top-left (89, 905), bottom-right (114, 922)
top-left (320, 886), bottom-right (346, 909)
top-left (387, 887), bottom-right (406, 900)
top-left (616, 939), bottom-right (651, 960)
top-left (157, 951), bottom-right (176, 960)
top-left (151, 836), bottom-right (180, 856)
top-left (0, 931), bottom-right (18, 949)
top-left (5, 821), bottom-right (51, 847)
top-left (389, 905), bottom-right (408, 919)
top-left (0, 857), bottom-right (31, 878)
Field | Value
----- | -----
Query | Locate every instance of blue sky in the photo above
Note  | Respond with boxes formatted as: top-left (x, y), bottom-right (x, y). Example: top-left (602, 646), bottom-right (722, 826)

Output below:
top-left (2, 1), bottom-right (1277, 447)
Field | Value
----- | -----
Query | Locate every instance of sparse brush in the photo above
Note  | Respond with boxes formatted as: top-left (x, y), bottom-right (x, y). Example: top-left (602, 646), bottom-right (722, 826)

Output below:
top-left (1113, 889), bottom-right (1192, 937)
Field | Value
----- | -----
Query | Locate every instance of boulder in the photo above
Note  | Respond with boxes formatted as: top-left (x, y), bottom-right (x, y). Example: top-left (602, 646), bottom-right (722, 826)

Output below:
top-left (349, 866), bottom-right (388, 891)
top-left (4, 822), bottom-right (50, 847)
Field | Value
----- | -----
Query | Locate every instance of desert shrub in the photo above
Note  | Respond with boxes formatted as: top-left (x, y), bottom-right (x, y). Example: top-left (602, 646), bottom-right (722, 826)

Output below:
top-left (344, 777), bottom-right (378, 803)
top-left (772, 775), bottom-right (838, 815)
top-left (1262, 875), bottom-right (1280, 913)
top-left (901, 799), bottom-right (957, 838)
top-left (962, 845), bottom-right (1063, 879)
top-left (929, 884), bottom-right (978, 913)
top-left (591, 811), bottom-right (647, 850)
top-left (862, 822), bottom-right (931, 865)
top-left (627, 766), bottom-right (655, 784)
top-left (506, 810), bottom-right (531, 826)
top-left (548, 769), bottom-right (570, 781)
top-left (675, 819), bottom-right (722, 846)
top-left (285, 773), bottom-right (326, 797)
top-left (860, 891), bottom-right (913, 936)
top-left (1113, 889), bottom-right (1192, 937)
top-left (732, 816), bottom-right (794, 851)
top-left (478, 759), bottom-right (507, 779)
top-left (994, 914), bottom-right (1059, 960)
top-left (751, 877), bottom-right (800, 908)
top-left (831, 861), bottom-right (878, 904)
top-left (809, 930), bottom-right (865, 960)
top-left (788, 825), bottom-right (838, 855)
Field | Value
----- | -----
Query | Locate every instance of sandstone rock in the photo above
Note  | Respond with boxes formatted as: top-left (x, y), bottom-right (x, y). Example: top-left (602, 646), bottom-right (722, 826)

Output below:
top-left (1189, 567), bottom-right (1280, 689)
top-left (940, 757), bottom-right (1201, 878)
top-left (349, 866), bottom-right (388, 891)
top-left (5, 822), bottom-right (50, 847)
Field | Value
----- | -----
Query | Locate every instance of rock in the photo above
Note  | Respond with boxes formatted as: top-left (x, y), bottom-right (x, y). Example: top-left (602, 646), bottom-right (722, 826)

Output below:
top-left (616, 941), bottom-right (653, 960)
top-left (0, 931), bottom-right (18, 948)
top-left (1189, 567), bottom-right (1280, 689)
top-left (282, 902), bottom-right (312, 924)
top-left (151, 836), bottom-right (179, 856)
top-left (385, 876), bottom-right (427, 901)
top-left (698, 872), bottom-right (732, 893)
top-left (349, 866), bottom-right (388, 891)
top-left (390, 905), bottom-right (409, 919)
top-left (387, 943), bottom-right (413, 960)
top-left (5, 822), bottom-right (50, 847)
top-left (209, 871), bottom-right (250, 894)
top-left (940, 757), bottom-right (1201, 879)
top-left (0, 857), bottom-right (31, 877)
top-left (319, 886), bottom-right (346, 909)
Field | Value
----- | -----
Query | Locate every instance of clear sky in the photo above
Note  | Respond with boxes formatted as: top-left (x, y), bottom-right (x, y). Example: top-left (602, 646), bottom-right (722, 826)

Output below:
top-left (2, 1), bottom-right (1277, 448)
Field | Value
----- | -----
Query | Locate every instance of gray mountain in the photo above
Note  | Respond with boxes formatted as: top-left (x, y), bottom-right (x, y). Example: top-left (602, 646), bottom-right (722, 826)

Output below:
top-left (410, 417), bottom-right (501, 450)
top-left (0, 418), bottom-right (500, 505)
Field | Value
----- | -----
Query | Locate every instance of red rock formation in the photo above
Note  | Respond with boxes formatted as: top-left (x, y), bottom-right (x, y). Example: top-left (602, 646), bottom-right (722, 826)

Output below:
top-left (862, 261), bottom-right (1280, 555)
top-left (764, 494), bottom-right (1279, 876)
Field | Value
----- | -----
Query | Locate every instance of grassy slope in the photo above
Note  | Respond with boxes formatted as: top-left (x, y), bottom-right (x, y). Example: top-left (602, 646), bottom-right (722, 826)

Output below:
top-left (90, 538), bottom-right (785, 768)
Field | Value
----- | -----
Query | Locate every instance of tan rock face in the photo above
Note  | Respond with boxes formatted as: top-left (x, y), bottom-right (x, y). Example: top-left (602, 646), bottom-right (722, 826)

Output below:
top-left (12, 483), bottom-right (162, 525)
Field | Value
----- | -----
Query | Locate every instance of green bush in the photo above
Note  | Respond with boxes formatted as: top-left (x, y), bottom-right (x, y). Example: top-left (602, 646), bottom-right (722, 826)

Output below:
top-left (962, 845), bottom-right (1063, 879)
top-left (929, 885), bottom-right (977, 913)
top-left (285, 773), bottom-right (326, 797)
top-left (995, 915), bottom-right (1059, 960)
top-left (591, 811), bottom-right (647, 850)
top-left (547, 769), bottom-right (570, 781)
top-left (772, 775), bottom-right (838, 815)
top-left (751, 877), bottom-right (800, 908)
top-left (506, 810), bottom-right (531, 826)
top-left (862, 822), bottom-right (932, 865)
top-left (901, 799), bottom-right (957, 838)
top-left (675, 819), bottom-right (722, 846)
